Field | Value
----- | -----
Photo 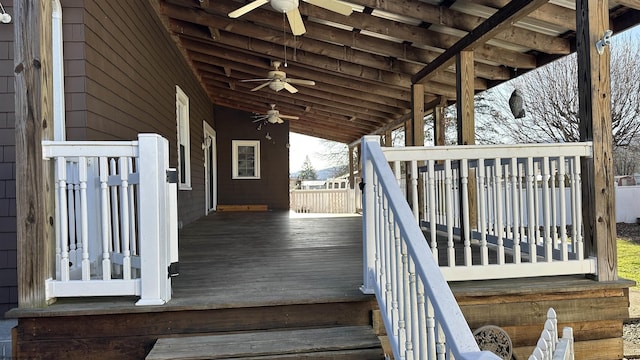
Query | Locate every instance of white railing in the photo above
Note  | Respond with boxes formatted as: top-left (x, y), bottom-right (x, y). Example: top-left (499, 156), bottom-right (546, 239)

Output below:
top-left (380, 142), bottom-right (597, 281)
top-left (529, 308), bottom-right (574, 360)
top-left (361, 136), bottom-right (500, 360)
top-left (290, 188), bottom-right (357, 213)
top-left (42, 134), bottom-right (178, 306)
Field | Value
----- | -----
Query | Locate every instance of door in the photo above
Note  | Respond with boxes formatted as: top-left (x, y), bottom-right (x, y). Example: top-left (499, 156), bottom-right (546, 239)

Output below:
top-left (203, 121), bottom-right (217, 213)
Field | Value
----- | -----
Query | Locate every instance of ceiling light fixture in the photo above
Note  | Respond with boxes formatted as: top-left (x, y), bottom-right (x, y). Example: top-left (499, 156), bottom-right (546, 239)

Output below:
top-left (0, 2), bottom-right (11, 24)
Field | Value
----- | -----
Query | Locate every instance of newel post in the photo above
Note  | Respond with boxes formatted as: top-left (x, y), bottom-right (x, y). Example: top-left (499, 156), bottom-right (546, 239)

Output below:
top-left (15, 0), bottom-right (55, 308)
top-left (576, 0), bottom-right (617, 281)
top-left (360, 136), bottom-right (378, 294)
top-left (136, 134), bottom-right (173, 305)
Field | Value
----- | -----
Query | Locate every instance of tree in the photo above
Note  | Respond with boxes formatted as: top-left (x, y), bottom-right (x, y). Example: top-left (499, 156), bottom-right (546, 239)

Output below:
top-left (298, 155), bottom-right (317, 180)
top-left (475, 33), bottom-right (640, 149)
top-left (319, 140), bottom-right (349, 177)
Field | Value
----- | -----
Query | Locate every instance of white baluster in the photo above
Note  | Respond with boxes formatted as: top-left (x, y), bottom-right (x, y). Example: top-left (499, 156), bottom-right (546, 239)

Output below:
top-left (573, 156), bottom-right (583, 260)
top-left (109, 158), bottom-right (121, 254)
top-left (119, 158), bottom-right (131, 280)
top-left (99, 157), bottom-right (112, 280)
top-left (478, 159), bottom-right (488, 265)
top-left (128, 157), bottom-right (138, 258)
top-left (73, 161), bottom-right (83, 269)
top-left (526, 157), bottom-right (537, 262)
top-left (504, 162), bottom-right (512, 241)
top-left (542, 157), bottom-right (552, 262)
top-left (558, 157), bottom-right (568, 261)
top-left (511, 158), bottom-right (521, 263)
top-left (444, 160), bottom-right (455, 267)
top-left (435, 321), bottom-right (446, 360)
top-left (405, 252), bottom-right (414, 360)
top-left (416, 278), bottom-right (427, 360)
top-left (78, 157), bottom-right (90, 281)
top-left (67, 161), bottom-right (77, 270)
top-left (397, 233), bottom-right (407, 356)
top-left (461, 159), bottom-right (472, 267)
top-left (550, 160), bottom-right (558, 249)
top-left (427, 161), bottom-right (438, 262)
top-left (57, 157), bottom-right (69, 281)
top-left (495, 158), bottom-right (505, 265)
top-left (426, 297), bottom-right (436, 359)
top-left (411, 160), bottom-right (419, 222)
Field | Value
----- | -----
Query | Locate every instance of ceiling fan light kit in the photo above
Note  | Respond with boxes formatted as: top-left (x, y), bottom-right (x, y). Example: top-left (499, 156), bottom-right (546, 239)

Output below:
top-left (271, 0), bottom-right (299, 13)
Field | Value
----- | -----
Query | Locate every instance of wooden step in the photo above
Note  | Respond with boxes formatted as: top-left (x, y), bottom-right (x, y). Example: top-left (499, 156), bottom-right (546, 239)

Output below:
top-left (146, 326), bottom-right (384, 360)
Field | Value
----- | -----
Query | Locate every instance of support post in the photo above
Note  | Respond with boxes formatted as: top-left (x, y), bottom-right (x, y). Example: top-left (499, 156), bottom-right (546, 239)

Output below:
top-left (456, 51), bottom-right (478, 233)
top-left (411, 84), bottom-right (425, 220)
top-left (433, 98), bottom-right (446, 147)
top-left (15, 0), bottom-right (54, 308)
top-left (360, 136), bottom-right (378, 294)
top-left (348, 145), bottom-right (355, 189)
top-left (136, 134), bottom-right (173, 305)
top-left (576, 0), bottom-right (617, 280)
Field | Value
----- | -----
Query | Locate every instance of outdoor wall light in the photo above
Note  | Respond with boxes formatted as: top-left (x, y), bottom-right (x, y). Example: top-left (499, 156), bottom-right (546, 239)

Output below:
top-left (596, 29), bottom-right (613, 55)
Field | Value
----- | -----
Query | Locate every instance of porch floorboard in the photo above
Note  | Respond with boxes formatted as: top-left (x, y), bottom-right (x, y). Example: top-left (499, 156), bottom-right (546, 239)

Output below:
top-left (8, 211), bottom-right (370, 317)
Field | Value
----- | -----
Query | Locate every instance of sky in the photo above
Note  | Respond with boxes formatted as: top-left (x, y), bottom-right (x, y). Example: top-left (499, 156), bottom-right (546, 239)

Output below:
top-left (289, 133), bottom-right (333, 172)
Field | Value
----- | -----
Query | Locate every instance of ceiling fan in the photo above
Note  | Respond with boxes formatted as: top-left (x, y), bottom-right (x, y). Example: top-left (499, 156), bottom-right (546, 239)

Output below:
top-left (253, 104), bottom-right (300, 124)
top-left (228, 0), bottom-right (353, 36)
top-left (241, 60), bottom-right (315, 94)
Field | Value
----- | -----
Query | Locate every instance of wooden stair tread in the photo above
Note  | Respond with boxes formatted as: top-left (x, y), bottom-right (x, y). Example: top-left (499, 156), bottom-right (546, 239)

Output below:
top-left (146, 326), bottom-right (383, 360)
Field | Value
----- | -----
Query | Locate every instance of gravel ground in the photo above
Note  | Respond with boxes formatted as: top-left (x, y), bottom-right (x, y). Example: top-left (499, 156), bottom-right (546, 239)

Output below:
top-left (618, 223), bottom-right (640, 358)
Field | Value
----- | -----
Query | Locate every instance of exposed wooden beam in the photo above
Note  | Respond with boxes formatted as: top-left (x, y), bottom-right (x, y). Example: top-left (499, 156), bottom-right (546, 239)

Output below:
top-left (176, 0), bottom-right (535, 70)
top-left (14, 0), bottom-right (54, 308)
top-left (576, 0), bottom-right (617, 281)
top-left (346, 0), bottom-right (570, 54)
top-left (469, 0), bottom-right (578, 31)
top-left (412, 0), bottom-right (550, 84)
top-left (615, 0), bottom-right (640, 10)
top-left (190, 53), bottom-right (412, 114)
top-left (299, 2), bottom-right (537, 69)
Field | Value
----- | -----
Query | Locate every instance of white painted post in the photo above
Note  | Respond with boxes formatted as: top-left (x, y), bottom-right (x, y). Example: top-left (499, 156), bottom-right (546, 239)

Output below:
top-left (136, 134), bottom-right (171, 305)
top-left (360, 135), bottom-right (378, 294)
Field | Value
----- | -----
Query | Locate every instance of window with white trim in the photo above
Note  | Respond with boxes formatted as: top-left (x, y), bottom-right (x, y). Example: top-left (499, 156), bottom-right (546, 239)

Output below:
top-left (176, 86), bottom-right (191, 189)
top-left (232, 140), bottom-right (260, 179)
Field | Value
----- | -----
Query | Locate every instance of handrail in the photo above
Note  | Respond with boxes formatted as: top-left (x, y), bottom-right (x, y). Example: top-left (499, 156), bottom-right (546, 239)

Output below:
top-left (361, 136), bottom-right (500, 360)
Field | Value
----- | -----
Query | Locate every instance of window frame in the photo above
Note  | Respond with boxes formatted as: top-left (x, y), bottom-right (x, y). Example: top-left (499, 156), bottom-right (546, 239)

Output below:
top-left (232, 140), bottom-right (261, 180)
top-left (176, 86), bottom-right (192, 190)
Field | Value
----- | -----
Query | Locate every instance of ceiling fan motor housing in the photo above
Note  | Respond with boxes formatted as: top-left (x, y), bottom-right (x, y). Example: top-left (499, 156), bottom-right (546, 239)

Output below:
top-left (271, 0), bottom-right (299, 13)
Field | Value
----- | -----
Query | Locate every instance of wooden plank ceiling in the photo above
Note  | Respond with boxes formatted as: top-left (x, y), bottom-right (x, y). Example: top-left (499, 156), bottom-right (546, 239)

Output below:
top-left (155, 0), bottom-right (640, 144)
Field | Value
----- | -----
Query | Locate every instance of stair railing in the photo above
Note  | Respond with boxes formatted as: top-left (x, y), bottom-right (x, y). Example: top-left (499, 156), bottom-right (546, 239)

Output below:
top-left (361, 135), bottom-right (500, 360)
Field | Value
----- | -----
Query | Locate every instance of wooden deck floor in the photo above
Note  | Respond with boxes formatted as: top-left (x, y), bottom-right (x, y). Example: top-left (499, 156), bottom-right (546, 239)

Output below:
top-left (10, 211), bottom-right (371, 316)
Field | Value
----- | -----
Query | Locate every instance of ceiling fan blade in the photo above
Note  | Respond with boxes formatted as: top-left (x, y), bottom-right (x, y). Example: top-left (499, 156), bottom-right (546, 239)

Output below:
top-left (240, 78), bottom-right (273, 82)
top-left (279, 114), bottom-right (300, 120)
top-left (228, 0), bottom-right (269, 18)
top-left (276, 117), bottom-right (285, 124)
top-left (283, 82), bottom-right (299, 93)
top-left (250, 81), bottom-right (272, 92)
top-left (287, 78), bottom-right (316, 86)
top-left (303, 0), bottom-right (352, 16)
top-left (286, 8), bottom-right (306, 36)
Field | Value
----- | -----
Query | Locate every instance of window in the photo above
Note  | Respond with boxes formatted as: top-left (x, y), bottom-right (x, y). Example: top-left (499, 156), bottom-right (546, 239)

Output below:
top-left (232, 140), bottom-right (260, 179)
top-left (176, 86), bottom-right (191, 190)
